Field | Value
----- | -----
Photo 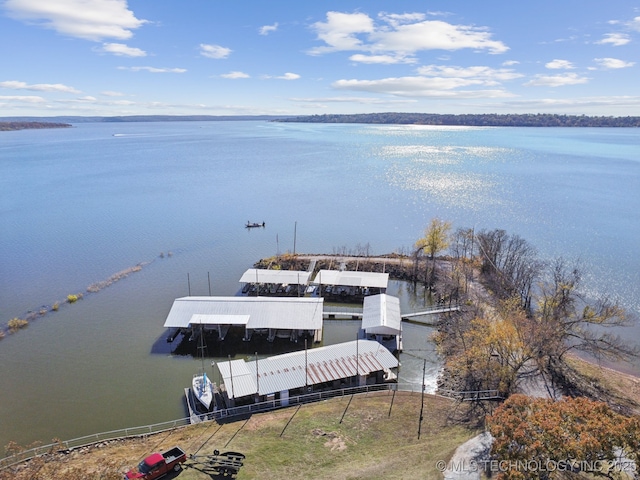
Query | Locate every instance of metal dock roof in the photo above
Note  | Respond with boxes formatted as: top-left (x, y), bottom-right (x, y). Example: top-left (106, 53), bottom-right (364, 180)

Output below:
top-left (361, 294), bottom-right (401, 335)
top-left (238, 268), bottom-right (312, 285)
top-left (163, 296), bottom-right (324, 330)
top-left (311, 269), bottom-right (389, 288)
top-left (216, 340), bottom-right (398, 399)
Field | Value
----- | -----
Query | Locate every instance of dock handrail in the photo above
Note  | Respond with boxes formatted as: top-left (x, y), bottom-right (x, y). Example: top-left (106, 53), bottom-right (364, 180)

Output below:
top-left (438, 389), bottom-right (504, 401)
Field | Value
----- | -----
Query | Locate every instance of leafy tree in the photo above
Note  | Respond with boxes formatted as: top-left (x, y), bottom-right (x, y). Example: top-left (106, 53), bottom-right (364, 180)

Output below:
top-left (416, 218), bottom-right (452, 260)
top-left (442, 298), bottom-right (538, 397)
top-left (488, 394), bottom-right (640, 480)
top-left (414, 218), bottom-right (452, 289)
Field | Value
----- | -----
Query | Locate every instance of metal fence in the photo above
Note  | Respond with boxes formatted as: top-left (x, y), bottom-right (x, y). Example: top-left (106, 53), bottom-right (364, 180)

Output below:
top-left (0, 383), bottom-right (431, 470)
top-left (0, 417), bottom-right (192, 470)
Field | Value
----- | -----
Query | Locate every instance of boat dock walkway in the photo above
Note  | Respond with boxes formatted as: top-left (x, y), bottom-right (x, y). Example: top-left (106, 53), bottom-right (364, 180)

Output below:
top-left (401, 305), bottom-right (460, 326)
top-left (323, 304), bottom-right (460, 323)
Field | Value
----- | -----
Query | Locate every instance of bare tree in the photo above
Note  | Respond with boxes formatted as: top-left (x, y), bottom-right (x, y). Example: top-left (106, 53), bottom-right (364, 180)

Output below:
top-left (476, 229), bottom-right (542, 311)
top-left (537, 257), bottom-right (638, 365)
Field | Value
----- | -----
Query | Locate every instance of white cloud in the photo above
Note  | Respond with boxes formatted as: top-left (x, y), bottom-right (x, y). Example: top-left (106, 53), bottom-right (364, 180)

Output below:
top-left (3, 0), bottom-right (146, 41)
top-left (349, 54), bottom-right (416, 64)
top-left (309, 11), bottom-right (374, 54)
top-left (220, 71), bottom-right (250, 79)
top-left (199, 44), bottom-right (232, 59)
top-left (259, 23), bottom-right (278, 35)
top-left (545, 59), bottom-right (575, 70)
top-left (291, 96), bottom-right (415, 105)
top-left (378, 12), bottom-right (427, 27)
top-left (628, 16), bottom-right (640, 31)
top-left (524, 73), bottom-right (589, 87)
top-left (593, 57), bottom-right (635, 69)
top-left (596, 33), bottom-right (631, 46)
top-left (372, 20), bottom-right (508, 55)
top-left (0, 80), bottom-right (81, 93)
top-left (118, 66), bottom-right (186, 73)
top-left (0, 95), bottom-right (46, 103)
top-left (502, 60), bottom-right (520, 66)
top-left (503, 96), bottom-right (640, 110)
top-left (101, 90), bottom-right (125, 97)
top-left (328, 62), bottom-right (520, 99)
top-left (309, 11), bottom-right (508, 56)
top-left (332, 76), bottom-right (514, 98)
top-left (101, 42), bottom-right (146, 57)
top-left (278, 73), bottom-right (300, 80)
top-left (417, 65), bottom-right (523, 82)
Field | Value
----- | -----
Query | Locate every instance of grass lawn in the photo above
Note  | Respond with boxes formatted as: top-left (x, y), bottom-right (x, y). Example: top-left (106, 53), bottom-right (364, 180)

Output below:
top-left (1, 391), bottom-right (479, 480)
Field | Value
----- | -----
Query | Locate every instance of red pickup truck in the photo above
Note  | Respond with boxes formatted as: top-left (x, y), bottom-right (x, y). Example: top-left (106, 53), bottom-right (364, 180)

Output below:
top-left (125, 446), bottom-right (187, 479)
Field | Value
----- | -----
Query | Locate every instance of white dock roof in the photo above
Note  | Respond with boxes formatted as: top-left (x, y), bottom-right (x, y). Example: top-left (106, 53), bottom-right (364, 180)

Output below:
top-left (163, 296), bottom-right (323, 330)
top-left (361, 294), bottom-right (402, 335)
top-left (190, 314), bottom-right (250, 326)
top-left (239, 268), bottom-right (311, 285)
top-left (312, 270), bottom-right (389, 289)
top-left (216, 340), bottom-right (398, 399)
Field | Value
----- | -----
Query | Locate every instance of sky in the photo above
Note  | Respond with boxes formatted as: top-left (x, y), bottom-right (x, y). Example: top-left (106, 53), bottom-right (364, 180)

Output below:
top-left (1, 0), bottom-right (639, 117)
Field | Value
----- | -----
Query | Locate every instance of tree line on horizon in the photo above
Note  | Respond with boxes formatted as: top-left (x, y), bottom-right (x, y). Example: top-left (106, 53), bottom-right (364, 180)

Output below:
top-left (0, 121), bottom-right (71, 131)
top-left (277, 112), bottom-right (640, 127)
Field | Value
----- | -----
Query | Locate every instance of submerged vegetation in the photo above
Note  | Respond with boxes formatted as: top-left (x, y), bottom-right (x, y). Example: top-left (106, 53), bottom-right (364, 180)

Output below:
top-left (85, 264), bottom-right (144, 293)
top-left (1, 260), bottom-right (157, 338)
top-left (7, 318), bottom-right (28, 333)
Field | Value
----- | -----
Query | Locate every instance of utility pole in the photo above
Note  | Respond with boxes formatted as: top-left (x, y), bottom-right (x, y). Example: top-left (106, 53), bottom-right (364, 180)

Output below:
top-left (293, 221), bottom-right (297, 255)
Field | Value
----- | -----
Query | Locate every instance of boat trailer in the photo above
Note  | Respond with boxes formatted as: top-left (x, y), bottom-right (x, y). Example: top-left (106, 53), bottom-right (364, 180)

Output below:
top-left (185, 450), bottom-right (245, 477)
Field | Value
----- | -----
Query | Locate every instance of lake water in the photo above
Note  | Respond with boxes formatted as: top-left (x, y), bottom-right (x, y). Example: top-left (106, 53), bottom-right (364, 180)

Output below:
top-left (1, 121), bottom-right (639, 449)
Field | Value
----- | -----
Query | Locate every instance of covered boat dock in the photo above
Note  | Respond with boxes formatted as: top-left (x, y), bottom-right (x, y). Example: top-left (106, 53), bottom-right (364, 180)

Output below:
top-left (311, 270), bottom-right (389, 301)
top-left (239, 268), bottom-right (312, 296)
top-left (361, 294), bottom-right (402, 352)
top-left (214, 339), bottom-right (398, 407)
top-left (163, 296), bottom-right (324, 344)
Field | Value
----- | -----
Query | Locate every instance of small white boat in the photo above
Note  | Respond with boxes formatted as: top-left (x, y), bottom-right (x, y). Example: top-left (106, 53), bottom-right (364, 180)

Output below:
top-left (192, 371), bottom-right (214, 410)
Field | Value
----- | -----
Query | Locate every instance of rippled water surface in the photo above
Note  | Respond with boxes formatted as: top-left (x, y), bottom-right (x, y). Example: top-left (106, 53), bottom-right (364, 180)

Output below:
top-left (1, 122), bottom-right (638, 448)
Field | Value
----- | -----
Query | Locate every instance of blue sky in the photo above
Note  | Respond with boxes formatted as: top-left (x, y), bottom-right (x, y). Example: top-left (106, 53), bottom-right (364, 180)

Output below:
top-left (1, 0), bottom-right (639, 117)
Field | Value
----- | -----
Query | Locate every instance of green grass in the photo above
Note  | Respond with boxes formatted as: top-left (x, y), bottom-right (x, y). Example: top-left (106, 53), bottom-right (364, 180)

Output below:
top-left (178, 391), bottom-right (477, 480)
top-left (1, 391), bottom-right (479, 480)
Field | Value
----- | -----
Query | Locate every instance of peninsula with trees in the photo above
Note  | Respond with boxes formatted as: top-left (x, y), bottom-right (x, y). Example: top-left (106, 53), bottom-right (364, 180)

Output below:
top-left (0, 121), bottom-right (71, 131)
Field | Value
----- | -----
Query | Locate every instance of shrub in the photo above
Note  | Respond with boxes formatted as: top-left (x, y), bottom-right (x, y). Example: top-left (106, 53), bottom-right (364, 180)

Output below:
top-left (8, 318), bottom-right (29, 332)
top-left (52, 302), bottom-right (59, 311)
top-left (67, 293), bottom-right (82, 303)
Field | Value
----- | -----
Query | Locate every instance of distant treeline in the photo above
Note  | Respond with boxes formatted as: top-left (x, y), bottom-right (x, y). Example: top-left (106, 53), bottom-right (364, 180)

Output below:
top-left (0, 121), bottom-right (72, 131)
top-left (276, 113), bottom-right (640, 127)
top-left (1, 115), bottom-right (291, 124)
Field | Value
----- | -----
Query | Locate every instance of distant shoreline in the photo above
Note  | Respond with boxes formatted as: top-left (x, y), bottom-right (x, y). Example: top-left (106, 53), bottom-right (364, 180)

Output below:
top-left (275, 112), bottom-right (640, 128)
top-left (0, 121), bottom-right (72, 131)
top-left (1, 113), bottom-right (640, 127)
